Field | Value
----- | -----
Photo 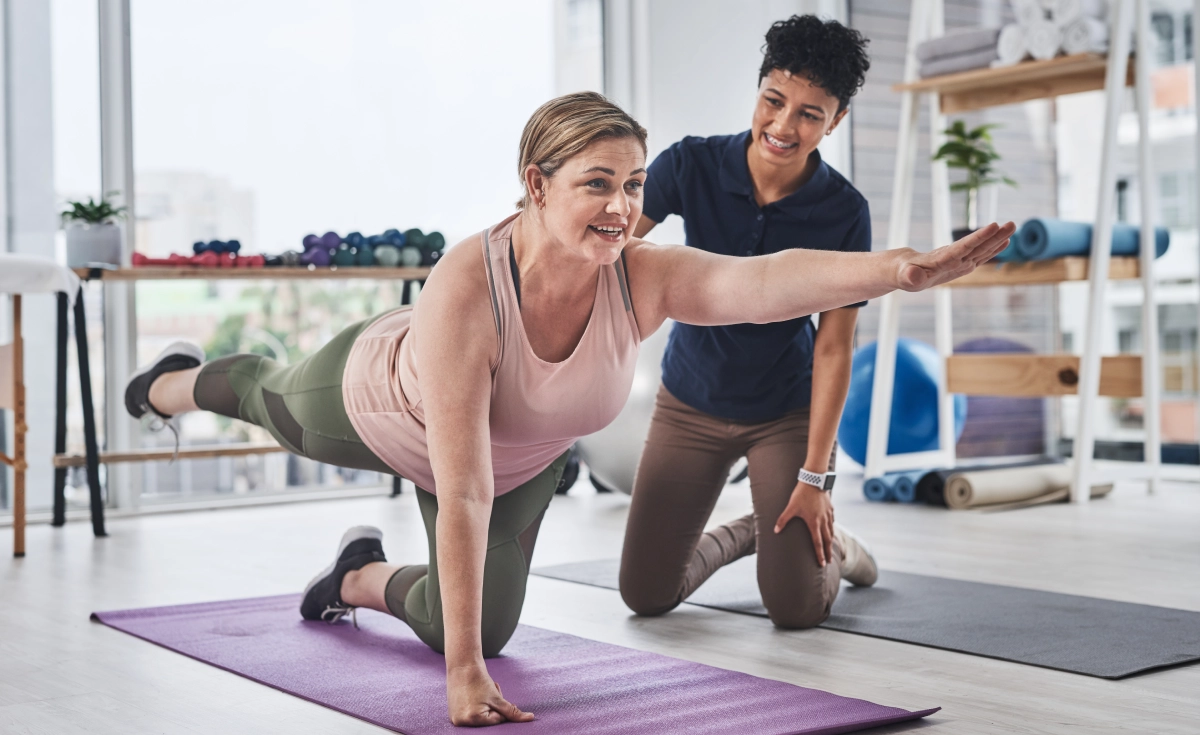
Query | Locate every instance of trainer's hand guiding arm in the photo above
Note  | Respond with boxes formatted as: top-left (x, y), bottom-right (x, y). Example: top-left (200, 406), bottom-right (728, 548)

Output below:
top-left (413, 240), bottom-right (534, 728)
top-left (623, 222), bottom-right (1016, 338)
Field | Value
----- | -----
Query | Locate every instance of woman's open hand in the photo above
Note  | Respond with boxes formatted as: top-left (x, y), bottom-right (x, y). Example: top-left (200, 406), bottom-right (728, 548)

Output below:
top-left (894, 222), bottom-right (1017, 292)
top-left (447, 665), bottom-right (534, 727)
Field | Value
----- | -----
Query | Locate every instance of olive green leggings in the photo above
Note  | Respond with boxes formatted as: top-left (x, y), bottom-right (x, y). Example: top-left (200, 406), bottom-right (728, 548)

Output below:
top-left (192, 317), bottom-right (567, 657)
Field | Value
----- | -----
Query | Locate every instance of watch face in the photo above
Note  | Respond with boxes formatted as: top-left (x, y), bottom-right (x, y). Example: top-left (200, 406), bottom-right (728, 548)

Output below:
top-left (823, 473), bottom-right (837, 491)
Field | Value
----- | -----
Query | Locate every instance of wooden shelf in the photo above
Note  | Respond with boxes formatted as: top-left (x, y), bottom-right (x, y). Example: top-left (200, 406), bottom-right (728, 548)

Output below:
top-left (947, 256), bottom-right (1139, 287)
top-left (75, 266), bottom-right (432, 281)
top-left (894, 53), bottom-right (1134, 113)
top-left (53, 442), bottom-right (286, 469)
top-left (946, 354), bottom-right (1142, 398)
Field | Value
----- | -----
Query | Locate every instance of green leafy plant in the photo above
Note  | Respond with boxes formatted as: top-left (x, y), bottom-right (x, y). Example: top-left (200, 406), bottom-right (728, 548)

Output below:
top-left (932, 121), bottom-right (1016, 231)
top-left (61, 192), bottom-right (126, 226)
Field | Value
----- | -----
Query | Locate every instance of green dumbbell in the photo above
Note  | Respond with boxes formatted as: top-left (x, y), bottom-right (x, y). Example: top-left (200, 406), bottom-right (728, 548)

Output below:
top-left (403, 228), bottom-right (427, 249)
top-left (399, 246), bottom-right (422, 267)
top-left (374, 244), bottom-right (401, 267)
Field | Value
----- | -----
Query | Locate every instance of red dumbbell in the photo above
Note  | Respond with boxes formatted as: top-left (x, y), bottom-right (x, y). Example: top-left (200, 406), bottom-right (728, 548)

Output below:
top-left (189, 251), bottom-right (220, 268)
top-left (133, 252), bottom-right (191, 266)
top-left (236, 254), bottom-right (266, 268)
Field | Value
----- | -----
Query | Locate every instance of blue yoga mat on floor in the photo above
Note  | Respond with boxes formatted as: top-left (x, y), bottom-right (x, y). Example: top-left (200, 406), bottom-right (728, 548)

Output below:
top-left (863, 471), bottom-right (922, 503)
top-left (1016, 218), bottom-right (1169, 261)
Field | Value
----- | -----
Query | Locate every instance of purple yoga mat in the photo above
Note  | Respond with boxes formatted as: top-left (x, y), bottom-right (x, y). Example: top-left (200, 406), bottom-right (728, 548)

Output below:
top-left (92, 594), bottom-right (937, 734)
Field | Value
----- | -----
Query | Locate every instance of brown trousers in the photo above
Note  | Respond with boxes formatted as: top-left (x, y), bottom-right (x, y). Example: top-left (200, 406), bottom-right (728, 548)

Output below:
top-left (619, 386), bottom-right (842, 629)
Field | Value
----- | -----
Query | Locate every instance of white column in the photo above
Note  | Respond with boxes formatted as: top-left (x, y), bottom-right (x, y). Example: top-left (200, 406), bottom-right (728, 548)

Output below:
top-left (1194, 0), bottom-right (1200, 453)
top-left (865, 0), bottom-right (931, 478)
top-left (99, 0), bottom-right (139, 509)
top-left (1071, 0), bottom-right (1135, 503)
top-left (3, 0), bottom-right (59, 511)
top-left (927, 0), bottom-right (957, 471)
top-left (1135, 0), bottom-right (1161, 493)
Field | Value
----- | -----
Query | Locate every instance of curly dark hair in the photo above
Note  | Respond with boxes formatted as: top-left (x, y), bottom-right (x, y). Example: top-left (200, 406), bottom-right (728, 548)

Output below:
top-left (759, 15), bottom-right (870, 112)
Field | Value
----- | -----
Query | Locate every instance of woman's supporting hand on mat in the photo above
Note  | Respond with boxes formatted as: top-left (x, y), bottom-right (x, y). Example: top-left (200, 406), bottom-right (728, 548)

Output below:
top-left (448, 665), bottom-right (534, 727)
top-left (774, 481), bottom-right (836, 567)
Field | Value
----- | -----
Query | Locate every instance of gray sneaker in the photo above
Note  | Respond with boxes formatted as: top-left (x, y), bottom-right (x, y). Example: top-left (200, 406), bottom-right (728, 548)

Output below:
top-left (834, 524), bottom-right (878, 587)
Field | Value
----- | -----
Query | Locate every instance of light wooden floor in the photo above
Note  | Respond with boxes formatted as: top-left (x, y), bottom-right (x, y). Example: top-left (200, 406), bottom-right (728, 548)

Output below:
top-left (2, 472), bottom-right (1198, 734)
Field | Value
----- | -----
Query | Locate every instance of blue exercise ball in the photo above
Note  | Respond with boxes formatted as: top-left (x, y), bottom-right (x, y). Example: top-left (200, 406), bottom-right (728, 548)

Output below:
top-left (837, 338), bottom-right (966, 467)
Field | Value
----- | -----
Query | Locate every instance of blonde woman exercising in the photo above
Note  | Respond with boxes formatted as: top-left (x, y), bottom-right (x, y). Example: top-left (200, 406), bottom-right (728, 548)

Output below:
top-left (125, 92), bottom-right (1014, 727)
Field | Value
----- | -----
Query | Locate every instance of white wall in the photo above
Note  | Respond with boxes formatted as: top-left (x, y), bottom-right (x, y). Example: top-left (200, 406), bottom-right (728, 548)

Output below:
top-left (4, 0), bottom-right (59, 511)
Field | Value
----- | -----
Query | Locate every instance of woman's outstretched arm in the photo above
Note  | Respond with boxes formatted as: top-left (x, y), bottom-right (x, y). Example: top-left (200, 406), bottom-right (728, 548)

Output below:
top-left (623, 222), bottom-right (1016, 339)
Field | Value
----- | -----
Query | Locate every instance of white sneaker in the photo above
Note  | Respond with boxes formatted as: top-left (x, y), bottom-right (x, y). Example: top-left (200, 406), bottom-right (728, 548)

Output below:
top-left (834, 524), bottom-right (878, 587)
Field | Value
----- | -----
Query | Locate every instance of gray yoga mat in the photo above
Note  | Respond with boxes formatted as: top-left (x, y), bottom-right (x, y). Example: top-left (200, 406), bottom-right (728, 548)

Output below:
top-left (533, 558), bottom-right (1200, 679)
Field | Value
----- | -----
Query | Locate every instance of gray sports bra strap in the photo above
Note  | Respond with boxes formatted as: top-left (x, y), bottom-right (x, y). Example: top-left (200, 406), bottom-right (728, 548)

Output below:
top-left (480, 227), bottom-right (502, 339)
top-left (613, 252), bottom-right (634, 313)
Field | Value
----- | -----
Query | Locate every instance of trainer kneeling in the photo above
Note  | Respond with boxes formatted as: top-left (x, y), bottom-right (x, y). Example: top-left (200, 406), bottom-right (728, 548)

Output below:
top-left (621, 16), bottom-right (881, 629)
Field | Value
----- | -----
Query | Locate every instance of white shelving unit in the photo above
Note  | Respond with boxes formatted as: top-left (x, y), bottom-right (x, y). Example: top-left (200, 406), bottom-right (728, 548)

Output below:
top-left (865, 0), bottom-right (1165, 502)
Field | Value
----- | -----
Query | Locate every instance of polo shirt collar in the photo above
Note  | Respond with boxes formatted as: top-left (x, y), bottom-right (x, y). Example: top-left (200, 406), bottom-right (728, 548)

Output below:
top-left (719, 130), bottom-right (832, 215)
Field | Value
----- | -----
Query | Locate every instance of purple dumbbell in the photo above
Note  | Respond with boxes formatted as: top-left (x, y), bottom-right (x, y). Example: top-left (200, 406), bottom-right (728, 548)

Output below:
top-left (302, 233), bottom-right (321, 249)
top-left (300, 247), bottom-right (332, 267)
top-left (319, 231), bottom-right (341, 250)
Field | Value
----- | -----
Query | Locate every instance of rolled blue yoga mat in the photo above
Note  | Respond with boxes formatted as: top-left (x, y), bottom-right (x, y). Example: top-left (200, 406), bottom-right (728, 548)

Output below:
top-left (1016, 218), bottom-right (1169, 262)
top-left (863, 471), bottom-right (926, 503)
top-left (863, 476), bottom-right (893, 502)
top-left (892, 471), bottom-right (921, 503)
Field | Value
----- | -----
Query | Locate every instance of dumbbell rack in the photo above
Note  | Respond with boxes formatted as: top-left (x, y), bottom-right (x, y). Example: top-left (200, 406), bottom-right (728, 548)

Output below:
top-left (56, 265), bottom-right (432, 536)
top-left (865, 0), bottom-right (1165, 502)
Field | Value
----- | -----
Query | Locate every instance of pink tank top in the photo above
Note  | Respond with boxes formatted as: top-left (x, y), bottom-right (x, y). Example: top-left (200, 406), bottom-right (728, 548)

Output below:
top-left (341, 213), bottom-right (641, 495)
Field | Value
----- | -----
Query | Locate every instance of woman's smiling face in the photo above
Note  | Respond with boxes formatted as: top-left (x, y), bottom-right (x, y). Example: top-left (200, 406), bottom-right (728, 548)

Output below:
top-left (530, 136), bottom-right (647, 266)
top-left (749, 68), bottom-right (847, 172)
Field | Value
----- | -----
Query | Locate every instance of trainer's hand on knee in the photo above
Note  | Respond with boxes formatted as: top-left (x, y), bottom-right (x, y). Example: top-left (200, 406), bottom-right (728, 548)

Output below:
top-left (447, 666), bottom-right (534, 727)
top-left (774, 482), bottom-right (835, 567)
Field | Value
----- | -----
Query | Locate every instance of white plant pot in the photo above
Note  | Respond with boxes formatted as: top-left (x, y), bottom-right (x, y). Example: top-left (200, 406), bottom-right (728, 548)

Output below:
top-left (65, 223), bottom-right (122, 267)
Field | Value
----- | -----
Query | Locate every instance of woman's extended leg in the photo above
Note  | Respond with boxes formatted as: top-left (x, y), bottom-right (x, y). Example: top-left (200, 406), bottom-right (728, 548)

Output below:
top-left (146, 366), bottom-right (201, 415)
top-left (128, 315), bottom-right (395, 474)
top-left (324, 451), bottom-right (570, 658)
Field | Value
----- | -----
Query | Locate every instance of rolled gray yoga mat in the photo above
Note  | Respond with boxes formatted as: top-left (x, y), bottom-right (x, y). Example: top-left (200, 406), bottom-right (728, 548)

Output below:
top-left (533, 559), bottom-right (1200, 678)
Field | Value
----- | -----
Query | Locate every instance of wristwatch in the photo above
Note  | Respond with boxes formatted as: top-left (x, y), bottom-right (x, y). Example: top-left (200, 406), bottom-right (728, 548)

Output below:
top-left (798, 468), bottom-right (836, 492)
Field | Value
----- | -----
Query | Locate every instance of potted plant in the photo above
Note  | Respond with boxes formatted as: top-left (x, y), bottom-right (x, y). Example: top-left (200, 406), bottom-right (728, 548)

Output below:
top-left (61, 193), bottom-right (126, 267)
top-left (932, 121), bottom-right (1016, 240)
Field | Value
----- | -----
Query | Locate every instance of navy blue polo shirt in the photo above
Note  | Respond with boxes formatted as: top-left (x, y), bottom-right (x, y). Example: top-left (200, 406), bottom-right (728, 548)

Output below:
top-left (644, 131), bottom-right (871, 422)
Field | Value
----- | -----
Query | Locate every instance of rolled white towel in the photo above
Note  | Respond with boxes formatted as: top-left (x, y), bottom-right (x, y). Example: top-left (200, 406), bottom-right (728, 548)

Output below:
top-left (996, 23), bottom-right (1029, 66)
top-left (1010, 0), bottom-right (1046, 26)
top-left (1026, 19), bottom-right (1063, 60)
top-left (1061, 16), bottom-right (1108, 54)
top-left (1049, 0), bottom-right (1107, 27)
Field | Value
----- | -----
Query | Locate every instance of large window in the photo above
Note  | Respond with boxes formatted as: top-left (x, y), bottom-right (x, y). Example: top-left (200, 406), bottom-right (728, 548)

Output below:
top-left (123, 1), bottom-right (556, 502)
